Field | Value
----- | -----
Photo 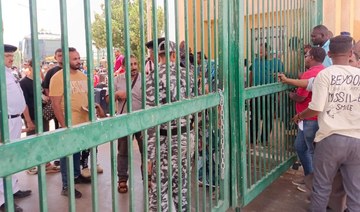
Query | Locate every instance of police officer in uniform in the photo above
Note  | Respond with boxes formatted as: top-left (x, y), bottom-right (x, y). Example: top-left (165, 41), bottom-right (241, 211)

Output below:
top-left (0, 44), bottom-right (33, 212)
top-left (146, 40), bottom-right (195, 211)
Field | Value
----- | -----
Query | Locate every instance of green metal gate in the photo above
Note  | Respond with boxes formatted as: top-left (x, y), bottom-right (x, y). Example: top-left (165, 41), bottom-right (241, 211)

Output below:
top-left (0, 0), bottom-right (321, 211)
top-left (228, 0), bottom-right (322, 208)
top-left (0, 0), bottom-right (231, 211)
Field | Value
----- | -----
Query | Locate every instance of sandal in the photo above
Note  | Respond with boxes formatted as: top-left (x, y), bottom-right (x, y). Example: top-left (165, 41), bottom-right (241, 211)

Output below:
top-left (118, 181), bottom-right (128, 193)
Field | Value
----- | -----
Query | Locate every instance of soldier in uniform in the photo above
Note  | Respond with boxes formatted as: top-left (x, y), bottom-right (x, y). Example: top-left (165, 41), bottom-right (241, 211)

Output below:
top-left (0, 44), bottom-right (34, 212)
top-left (146, 40), bottom-right (194, 211)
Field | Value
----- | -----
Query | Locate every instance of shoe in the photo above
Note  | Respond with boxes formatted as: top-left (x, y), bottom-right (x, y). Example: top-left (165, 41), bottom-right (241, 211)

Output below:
top-left (291, 178), bottom-right (305, 186)
top-left (13, 190), bottom-right (32, 199)
top-left (46, 163), bottom-right (60, 174)
top-left (96, 165), bottom-right (103, 174)
top-left (118, 181), bottom-right (128, 193)
top-left (0, 203), bottom-right (23, 212)
top-left (26, 167), bottom-right (38, 175)
top-left (54, 160), bottom-right (60, 166)
top-left (296, 184), bottom-right (308, 192)
top-left (61, 187), bottom-right (82, 198)
top-left (81, 167), bottom-right (91, 178)
top-left (74, 174), bottom-right (91, 184)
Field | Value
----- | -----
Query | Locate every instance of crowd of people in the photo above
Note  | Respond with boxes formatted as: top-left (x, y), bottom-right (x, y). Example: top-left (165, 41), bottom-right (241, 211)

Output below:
top-left (2, 22), bottom-right (360, 212)
top-left (278, 25), bottom-right (360, 212)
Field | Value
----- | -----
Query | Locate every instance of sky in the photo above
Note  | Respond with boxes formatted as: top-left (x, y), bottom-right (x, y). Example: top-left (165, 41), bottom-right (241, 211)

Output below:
top-left (2, 0), bottom-right (173, 57)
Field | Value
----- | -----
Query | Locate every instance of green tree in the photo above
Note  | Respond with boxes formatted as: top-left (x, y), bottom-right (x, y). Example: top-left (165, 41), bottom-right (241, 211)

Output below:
top-left (92, 0), bottom-right (164, 60)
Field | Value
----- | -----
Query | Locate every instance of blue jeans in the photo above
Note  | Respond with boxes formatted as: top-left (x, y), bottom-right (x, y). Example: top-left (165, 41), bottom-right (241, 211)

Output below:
top-left (294, 120), bottom-right (318, 176)
top-left (60, 153), bottom-right (81, 188)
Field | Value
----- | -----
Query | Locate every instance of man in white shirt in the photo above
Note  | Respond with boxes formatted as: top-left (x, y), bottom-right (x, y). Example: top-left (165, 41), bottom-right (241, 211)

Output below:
top-left (295, 36), bottom-right (360, 212)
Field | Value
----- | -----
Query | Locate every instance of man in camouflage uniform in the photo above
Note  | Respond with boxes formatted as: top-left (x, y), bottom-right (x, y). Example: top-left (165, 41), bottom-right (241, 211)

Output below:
top-left (146, 40), bottom-right (194, 211)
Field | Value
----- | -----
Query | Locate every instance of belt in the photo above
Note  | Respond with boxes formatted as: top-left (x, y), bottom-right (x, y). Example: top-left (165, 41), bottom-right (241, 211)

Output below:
top-left (159, 126), bottom-right (193, 136)
top-left (8, 114), bottom-right (21, 119)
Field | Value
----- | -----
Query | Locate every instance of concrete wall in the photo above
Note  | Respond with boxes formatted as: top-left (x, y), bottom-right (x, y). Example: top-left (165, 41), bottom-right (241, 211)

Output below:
top-left (323, 0), bottom-right (360, 41)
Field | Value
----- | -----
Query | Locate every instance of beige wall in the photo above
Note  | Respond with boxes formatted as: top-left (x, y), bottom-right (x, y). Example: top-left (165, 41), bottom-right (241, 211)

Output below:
top-left (323, 0), bottom-right (360, 41)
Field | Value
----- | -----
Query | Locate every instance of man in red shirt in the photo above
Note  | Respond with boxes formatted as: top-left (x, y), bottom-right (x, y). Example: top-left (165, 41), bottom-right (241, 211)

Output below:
top-left (289, 47), bottom-right (326, 181)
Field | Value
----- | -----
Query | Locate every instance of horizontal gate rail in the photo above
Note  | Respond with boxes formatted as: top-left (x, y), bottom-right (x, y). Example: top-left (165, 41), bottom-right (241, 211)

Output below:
top-left (244, 83), bottom-right (294, 99)
top-left (0, 93), bottom-right (221, 177)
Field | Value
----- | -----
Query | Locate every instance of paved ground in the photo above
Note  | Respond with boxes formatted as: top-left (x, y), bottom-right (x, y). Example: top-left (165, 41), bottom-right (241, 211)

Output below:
top-left (242, 168), bottom-right (309, 212)
top-left (13, 122), bottom-right (310, 212)
top-left (13, 144), bottom-right (309, 212)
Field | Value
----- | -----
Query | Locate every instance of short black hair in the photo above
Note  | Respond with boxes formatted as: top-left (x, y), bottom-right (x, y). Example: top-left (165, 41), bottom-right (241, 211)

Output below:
top-left (309, 47), bottom-right (326, 63)
top-left (313, 25), bottom-right (329, 34)
top-left (329, 36), bottom-right (353, 54)
top-left (260, 43), bottom-right (271, 51)
top-left (69, 47), bottom-right (77, 52)
top-left (54, 48), bottom-right (62, 54)
top-left (197, 51), bottom-right (207, 60)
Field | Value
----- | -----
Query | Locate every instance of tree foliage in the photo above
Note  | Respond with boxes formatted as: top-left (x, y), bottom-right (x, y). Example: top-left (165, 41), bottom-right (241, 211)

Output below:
top-left (92, 0), bottom-right (164, 59)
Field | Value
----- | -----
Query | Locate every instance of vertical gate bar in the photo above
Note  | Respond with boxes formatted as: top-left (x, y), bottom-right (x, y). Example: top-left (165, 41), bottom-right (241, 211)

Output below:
top-left (37, 164), bottom-right (47, 212)
top-left (219, 0), bottom-right (230, 204)
top-left (162, 0), bottom-right (174, 210)
top-left (183, 0), bottom-right (192, 209)
top-left (316, 0), bottom-right (323, 25)
top-left (192, 0), bottom-right (200, 210)
top-left (214, 0), bottom-right (218, 92)
top-left (121, 1), bottom-right (135, 211)
top-left (3, 177), bottom-right (14, 212)
top-left (267, 0), bottom-right (272, 171)
top-left (0, 0), bottom-right (10, 145)
top-left (66, 156), bottom-right (76, 212)
top-left (206, 0), bottom-right (214, 208)
top-left (59, 1), bottom-right (75, 210)
top-left (245, 0), bottom-right (249, 88)
top-left (138, 0), bottom-right (149, 210)
top-left (83, 1), bottom-right (99, 210)
top-left (285, 0), bottom-right (289, 160)
top-left (269, 0), bottom-right (274, 166)
top-left (213, 0), bottom-right (220, 202)
top-left (103, 1), bottom-right (119, 211)
top-left (207, 0), bottom-right (213, 205)
top-left (250, 0), bottom-right (256, 185)
top-left (245, 1), bottom-right (252, 190)
top-left (29, 0), bottom-right (43, 135)
top-left (262, 0), bottom-right (266, 176)
top-left (274, 0), bottom-right (278, 165)
top-left (194, 112), bottom-right (200, 212)
top-left (90, 147), bottom-right (99, 212)
top-left (28, 1), bottom-right (48, 211)
top-left (174, 1), bottom-right (183, 210)
top-left (200, 0), bottom-right (208, 210)
top-left (201, 110), bottom-right (207, 212)
top-left (59, 0), bottom-right (72, 129)
top-left (150, 0), bottom-right (162, 210)
top-left (214, 106), bottom-right (220, 203)
top-left (84, 0), bottom-right (95, 122)
top-left (104, 0), bottom-right (115, 117)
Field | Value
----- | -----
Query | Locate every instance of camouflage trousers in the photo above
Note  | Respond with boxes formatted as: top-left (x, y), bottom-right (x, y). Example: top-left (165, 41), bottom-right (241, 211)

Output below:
top-left (148, 130), bottom-right (195, 212)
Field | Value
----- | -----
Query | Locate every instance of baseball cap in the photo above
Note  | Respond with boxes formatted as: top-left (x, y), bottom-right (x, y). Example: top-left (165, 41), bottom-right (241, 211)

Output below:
top-left (158, 40), bottom-right (176, 54)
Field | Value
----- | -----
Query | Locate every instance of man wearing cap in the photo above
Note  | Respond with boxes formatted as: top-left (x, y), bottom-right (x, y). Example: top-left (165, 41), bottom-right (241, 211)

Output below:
top-left (146, 40), bottom-right (194, 211)
top-left (145, 37), bottom-right (165, 75)
top-left (1, 44), bottom-right (33, 212)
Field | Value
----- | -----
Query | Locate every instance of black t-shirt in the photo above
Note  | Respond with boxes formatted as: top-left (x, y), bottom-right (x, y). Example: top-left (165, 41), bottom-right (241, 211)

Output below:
top-left (19, 77), bottom-right (35, 120)
top-left (42, 66), bottom-right (62, 89)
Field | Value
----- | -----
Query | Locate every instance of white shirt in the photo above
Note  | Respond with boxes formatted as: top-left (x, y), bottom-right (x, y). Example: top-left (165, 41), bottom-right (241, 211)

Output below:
top-left (308, 65), bottom-right (360, 141)
top-left (5, 67), bottom-right (26, 116)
